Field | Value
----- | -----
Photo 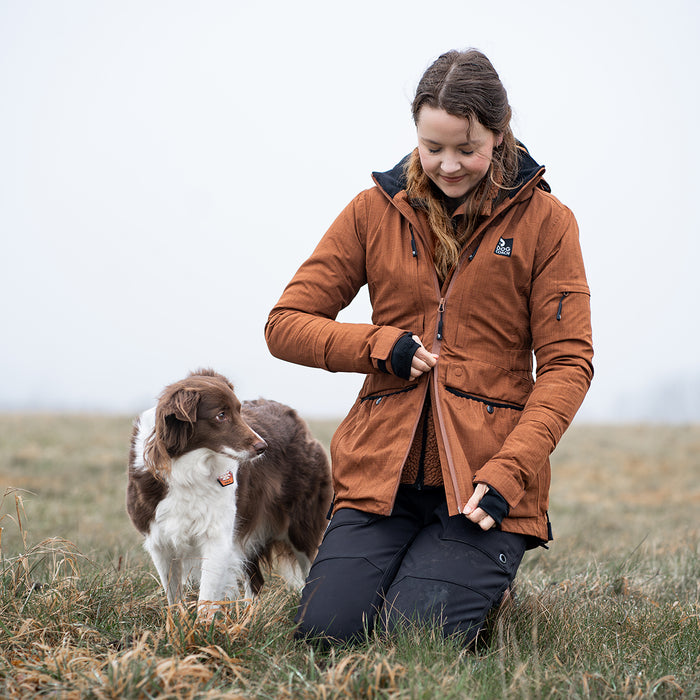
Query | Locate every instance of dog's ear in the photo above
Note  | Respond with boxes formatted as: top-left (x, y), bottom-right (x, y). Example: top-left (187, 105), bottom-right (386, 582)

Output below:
top-left (163, 388), bottom-right (200, 424)
top-left (158, 389), bottom-right (200, 456)
top-left (143, 427), bottom-right (169, 476)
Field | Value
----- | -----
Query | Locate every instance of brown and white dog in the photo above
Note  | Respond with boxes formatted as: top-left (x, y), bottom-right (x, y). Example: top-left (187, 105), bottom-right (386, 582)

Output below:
top-left (126, 369), bottom-right (332, 607)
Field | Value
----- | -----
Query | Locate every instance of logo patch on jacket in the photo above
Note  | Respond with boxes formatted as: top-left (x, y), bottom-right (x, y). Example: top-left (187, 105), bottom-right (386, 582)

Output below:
top-left (494, 237), bottom-right (513, 257)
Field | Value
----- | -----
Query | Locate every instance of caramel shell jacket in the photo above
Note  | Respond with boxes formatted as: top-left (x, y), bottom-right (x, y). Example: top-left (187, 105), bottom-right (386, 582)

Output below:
top-left (265, 149), bottom-right (593, 543)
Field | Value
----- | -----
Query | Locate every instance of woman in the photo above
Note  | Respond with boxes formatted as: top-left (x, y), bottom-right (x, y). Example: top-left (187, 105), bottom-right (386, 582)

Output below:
top-left (265, 49), bottom-right (593, 645)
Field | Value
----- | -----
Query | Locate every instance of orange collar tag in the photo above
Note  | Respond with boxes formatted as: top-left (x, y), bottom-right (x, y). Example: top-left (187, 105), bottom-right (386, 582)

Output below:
top-left (217, 471), bottom-right (234, 487)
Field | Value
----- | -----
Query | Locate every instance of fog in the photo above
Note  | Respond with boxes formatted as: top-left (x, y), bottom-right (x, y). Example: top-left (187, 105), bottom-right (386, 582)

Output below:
top-left (2, 0), bottom-right (699, 422)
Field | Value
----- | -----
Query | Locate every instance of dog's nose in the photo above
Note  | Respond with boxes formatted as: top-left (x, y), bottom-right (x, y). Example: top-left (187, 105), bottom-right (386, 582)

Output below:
top-left (253, 439), bottom-right (267, 456)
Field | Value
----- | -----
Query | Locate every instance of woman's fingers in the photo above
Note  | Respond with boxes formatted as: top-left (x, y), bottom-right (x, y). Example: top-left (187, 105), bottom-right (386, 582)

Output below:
top-left (463, 484), bottom-right (496, 530)
top-left (409, 336), bottom-right (438, 379)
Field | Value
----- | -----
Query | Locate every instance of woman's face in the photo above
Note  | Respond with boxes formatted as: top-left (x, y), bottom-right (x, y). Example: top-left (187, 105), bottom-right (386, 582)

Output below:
top-left (416, 106), bottom-right (502, 200)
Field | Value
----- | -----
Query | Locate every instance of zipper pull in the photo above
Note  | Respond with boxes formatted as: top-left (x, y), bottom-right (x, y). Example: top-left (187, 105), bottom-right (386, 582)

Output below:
top-left (556, 291), bottom-right (569, 321)
top-left (437, 298), bottom-right (446, 340)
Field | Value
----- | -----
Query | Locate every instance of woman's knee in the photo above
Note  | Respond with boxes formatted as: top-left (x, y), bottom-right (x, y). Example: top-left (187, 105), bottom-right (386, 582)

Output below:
top-left (295, 604), bottom-right (372, 646)
top-left (381, 520), bottom-right (527, 642)
top-left (381, 578), bottom-right (491, 642)
top-left (293, 505), bottom-right (416, 644)
top-left (294, 558), bottom-right (384, 644)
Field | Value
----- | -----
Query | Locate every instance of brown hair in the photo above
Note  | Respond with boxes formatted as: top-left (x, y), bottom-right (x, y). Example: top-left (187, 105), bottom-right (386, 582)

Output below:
top-left (406, 49), bottom-right (520, 281)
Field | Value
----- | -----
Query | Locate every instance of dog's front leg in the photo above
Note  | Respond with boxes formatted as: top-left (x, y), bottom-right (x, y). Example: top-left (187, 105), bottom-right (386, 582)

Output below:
top-left (197, 540), bottom-right (245, 609)
top-left (148, 545), bottom-right (183, 605)
top-left (166, 558), bottom-right (184, 605)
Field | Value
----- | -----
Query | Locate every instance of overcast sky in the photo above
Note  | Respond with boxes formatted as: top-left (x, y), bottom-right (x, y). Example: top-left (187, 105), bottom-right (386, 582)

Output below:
top-left (2, 0), bottom-right (699, 422)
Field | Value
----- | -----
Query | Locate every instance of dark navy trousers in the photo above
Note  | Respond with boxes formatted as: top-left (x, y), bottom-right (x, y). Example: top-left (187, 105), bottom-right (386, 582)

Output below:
top-left (295, 485), bottom-right (526, 645)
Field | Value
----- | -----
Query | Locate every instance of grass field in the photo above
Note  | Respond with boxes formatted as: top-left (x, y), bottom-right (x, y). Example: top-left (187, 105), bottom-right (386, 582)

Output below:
top-left (1, 415), bottom-right (698, 698)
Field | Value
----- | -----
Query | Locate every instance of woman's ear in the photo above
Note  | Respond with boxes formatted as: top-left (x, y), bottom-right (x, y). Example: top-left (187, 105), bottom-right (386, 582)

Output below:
top-left (495, 132), bottom-right (504, 148)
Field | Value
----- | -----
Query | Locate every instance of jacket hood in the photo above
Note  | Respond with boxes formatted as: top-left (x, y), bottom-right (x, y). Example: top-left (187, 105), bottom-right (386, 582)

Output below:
top-left (371, 144), bottom-right (550, 202)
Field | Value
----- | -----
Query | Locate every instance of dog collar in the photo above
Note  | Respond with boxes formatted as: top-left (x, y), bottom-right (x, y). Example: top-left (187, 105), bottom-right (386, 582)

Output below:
top-left (217, 471), bottom-right (234, 487)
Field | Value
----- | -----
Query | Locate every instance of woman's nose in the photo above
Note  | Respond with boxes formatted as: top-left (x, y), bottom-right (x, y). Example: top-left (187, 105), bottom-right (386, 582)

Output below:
top-left (441, 157), bottom-right (461, 174)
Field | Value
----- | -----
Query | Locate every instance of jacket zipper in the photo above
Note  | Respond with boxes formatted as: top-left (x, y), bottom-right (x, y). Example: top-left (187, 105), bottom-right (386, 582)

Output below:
top-left (436, 297), bottom-right (446, 340)
top-left (428, 223), bottom-right (496, 511)
top-left (429, 291), bottom-right (463, 510)
top-left (556, 291), bottom-right (569, 321)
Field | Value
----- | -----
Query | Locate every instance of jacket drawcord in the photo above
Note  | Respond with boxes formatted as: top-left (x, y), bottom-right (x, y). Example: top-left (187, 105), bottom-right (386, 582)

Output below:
top-left (467, 239), bottom-right (484, 262)
top-left (409, 224), bottom-right (418, 258)
top-left (467, 240), bottom-right (482, 262)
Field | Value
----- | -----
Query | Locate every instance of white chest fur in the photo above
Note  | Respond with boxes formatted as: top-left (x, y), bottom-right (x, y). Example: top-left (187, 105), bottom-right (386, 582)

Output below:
top-left (142, 448), bottom-right (246, 604)
top-left (150, 449), bottom-right (238, 549)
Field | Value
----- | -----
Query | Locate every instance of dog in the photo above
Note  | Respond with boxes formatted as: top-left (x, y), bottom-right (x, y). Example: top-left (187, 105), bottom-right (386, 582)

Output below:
top-left (126, 369), bottom-right (333, 608)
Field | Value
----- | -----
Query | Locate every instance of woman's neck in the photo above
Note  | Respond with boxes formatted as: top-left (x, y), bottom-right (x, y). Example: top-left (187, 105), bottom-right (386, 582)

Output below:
top-left (443, 194), bottom-right (467, 215)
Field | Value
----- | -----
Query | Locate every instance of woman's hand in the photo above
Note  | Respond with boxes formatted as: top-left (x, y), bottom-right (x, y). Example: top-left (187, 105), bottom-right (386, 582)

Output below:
top-left (409, 335), bottom-right (438, 380)
top-left (463, 483), bottom-right (496, 531)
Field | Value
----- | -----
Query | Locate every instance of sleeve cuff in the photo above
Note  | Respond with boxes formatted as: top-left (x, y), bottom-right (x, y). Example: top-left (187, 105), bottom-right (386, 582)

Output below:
top-left (390, 333), bottom-right (420, 380)
top-left (477, 486), bottom-right (510, 526)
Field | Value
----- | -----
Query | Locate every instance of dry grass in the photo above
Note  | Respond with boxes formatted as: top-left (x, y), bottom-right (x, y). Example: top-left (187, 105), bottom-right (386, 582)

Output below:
top-left (1, 415), bottom-right (699, 698)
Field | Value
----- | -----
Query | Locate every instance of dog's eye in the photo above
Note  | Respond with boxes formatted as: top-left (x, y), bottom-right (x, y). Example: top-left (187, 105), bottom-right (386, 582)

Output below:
top-left (215, 411), bottom-right (227, 422)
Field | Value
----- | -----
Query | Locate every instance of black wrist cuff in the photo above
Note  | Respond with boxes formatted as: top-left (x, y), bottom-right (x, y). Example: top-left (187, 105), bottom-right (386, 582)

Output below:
top-left (477, 487), bottom-right (510, 526)
top-left (390, 333), bottom-right (420, 380)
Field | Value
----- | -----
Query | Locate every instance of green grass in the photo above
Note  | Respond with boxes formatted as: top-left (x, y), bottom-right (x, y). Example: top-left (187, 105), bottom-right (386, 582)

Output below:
top-left (1, 416), bottom-right (699, 698)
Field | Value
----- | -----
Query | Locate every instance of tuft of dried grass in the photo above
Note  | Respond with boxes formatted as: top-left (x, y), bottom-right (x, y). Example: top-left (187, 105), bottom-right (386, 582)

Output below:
top-left (1, 528), bottom-right (698, 698)
top-left (1, 419), bottom-right (699, 698)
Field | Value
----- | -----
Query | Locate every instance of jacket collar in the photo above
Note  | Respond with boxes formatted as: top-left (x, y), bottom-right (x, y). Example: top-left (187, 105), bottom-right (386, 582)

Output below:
top-left (371, 143), bottom-right (550, 209)
top-left (371, 154), bottom-right (412, 199)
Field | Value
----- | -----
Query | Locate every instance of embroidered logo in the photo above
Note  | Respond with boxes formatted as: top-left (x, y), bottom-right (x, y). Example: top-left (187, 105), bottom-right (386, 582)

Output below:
top-left (494, 237), bottom-right (513, 257)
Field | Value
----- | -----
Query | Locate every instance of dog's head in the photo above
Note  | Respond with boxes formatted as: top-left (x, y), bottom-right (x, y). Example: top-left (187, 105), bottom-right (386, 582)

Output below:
top-left (144, 369), bottom-right (267, 476)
